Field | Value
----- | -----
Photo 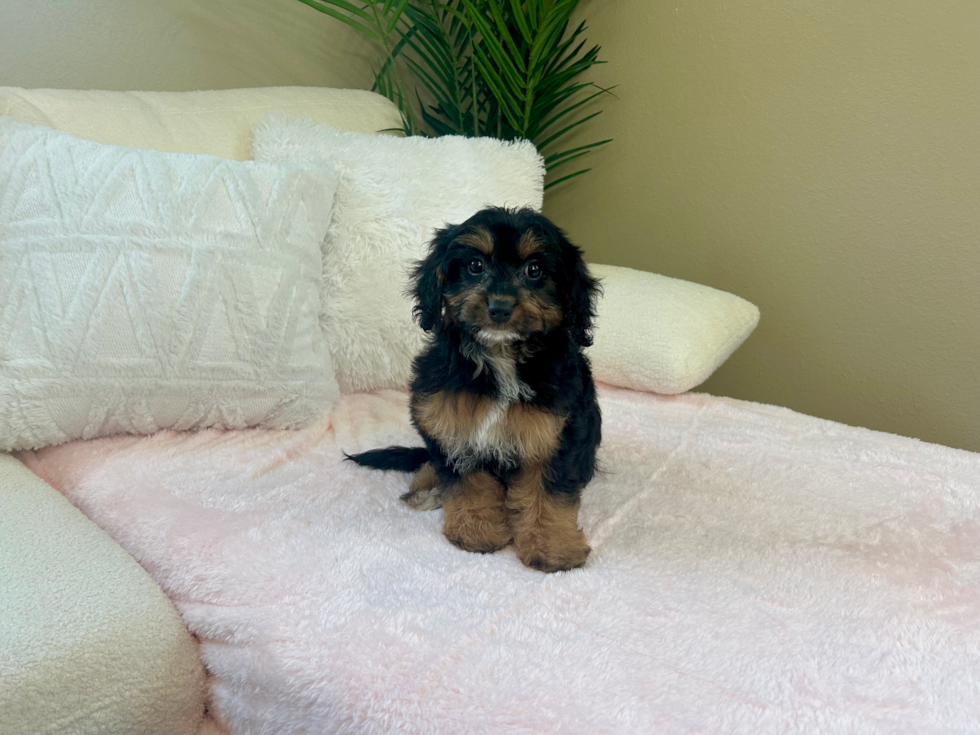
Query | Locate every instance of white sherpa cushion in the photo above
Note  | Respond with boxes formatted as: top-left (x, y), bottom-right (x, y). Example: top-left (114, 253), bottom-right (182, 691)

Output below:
top-left (0, 117), bottom-right (341, 451)
top-left (251, 114), bottom-right (545, 393)
top-left (587, 264), bottom-right (760, 394)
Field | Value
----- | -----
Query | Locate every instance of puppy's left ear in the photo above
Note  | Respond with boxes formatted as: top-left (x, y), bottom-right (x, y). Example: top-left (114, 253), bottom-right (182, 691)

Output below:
top-left (410, 223), bottom-right (457, 332)
top-left (556, 228), bottom-right (601, 347)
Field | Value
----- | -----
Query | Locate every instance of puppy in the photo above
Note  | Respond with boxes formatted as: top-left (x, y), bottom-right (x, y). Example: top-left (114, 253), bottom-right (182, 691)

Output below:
top-left (347, 207), bottom-right (601, 572)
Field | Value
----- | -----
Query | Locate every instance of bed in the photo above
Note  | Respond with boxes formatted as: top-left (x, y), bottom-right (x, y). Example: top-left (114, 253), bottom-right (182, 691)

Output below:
top-left (19, 385), bottom-right (980, 734)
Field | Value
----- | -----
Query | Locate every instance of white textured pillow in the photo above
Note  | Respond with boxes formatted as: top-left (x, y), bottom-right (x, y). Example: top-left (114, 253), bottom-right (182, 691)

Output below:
top-left (587, 264), bottom-right (760, 394)
top-left (252, 114), bottom-right (545, 392)
top-left (0, 117), bottom-right (340, 451)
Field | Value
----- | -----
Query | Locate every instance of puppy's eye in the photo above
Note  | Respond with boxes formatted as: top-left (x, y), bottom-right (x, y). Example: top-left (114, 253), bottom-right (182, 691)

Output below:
top-left (524, 262), bottom-right (542, 280)
top-left (467, 258), bottom-right (485, 275)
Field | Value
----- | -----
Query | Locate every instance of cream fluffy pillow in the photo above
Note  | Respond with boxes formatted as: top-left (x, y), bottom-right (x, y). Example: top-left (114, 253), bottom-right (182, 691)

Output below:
top-left (0, 86), bottom-right (404, 160)
top-left (251, 114), bottom-right (545, 393)
top-left (0, 117), bottom-right (340, 451)
top-left (587, 264), bottom-right (760, 394)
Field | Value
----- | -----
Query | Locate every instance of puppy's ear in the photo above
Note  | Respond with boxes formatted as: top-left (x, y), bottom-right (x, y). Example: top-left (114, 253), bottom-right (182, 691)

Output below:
top-left (411, 224), bottom-right (457, 332)
top-left (555, 227), bottom-right (600, 347)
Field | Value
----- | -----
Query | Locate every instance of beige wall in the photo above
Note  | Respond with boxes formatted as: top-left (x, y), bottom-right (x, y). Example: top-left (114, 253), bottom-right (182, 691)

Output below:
top-left (0, 0), bottom-right (374, 92)
top-left (2, 0), bottom-right (977, 451)
top-left (546, 0), bottom-right (980, 452)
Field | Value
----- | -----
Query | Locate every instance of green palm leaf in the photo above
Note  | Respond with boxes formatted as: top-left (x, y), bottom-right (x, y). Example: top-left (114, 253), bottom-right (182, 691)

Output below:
top-left (294, 0), bottom-right (613, 190)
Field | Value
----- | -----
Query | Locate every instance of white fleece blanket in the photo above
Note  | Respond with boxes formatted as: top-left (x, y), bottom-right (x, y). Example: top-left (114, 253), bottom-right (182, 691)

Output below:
top-left (19, 387), bottom-right (980, 734)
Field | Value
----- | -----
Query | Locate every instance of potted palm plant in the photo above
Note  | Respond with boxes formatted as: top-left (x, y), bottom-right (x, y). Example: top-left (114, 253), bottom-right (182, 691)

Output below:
top-left (295, 0), bottom-right (613, 189)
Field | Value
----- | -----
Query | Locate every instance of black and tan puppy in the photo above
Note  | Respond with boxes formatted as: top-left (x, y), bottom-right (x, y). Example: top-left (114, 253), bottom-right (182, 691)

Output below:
top-left (347, 207), bottom-right (601, 572)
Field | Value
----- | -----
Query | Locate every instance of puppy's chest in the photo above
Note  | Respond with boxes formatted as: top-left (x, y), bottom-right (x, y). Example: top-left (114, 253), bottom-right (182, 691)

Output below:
top-left (412, 387), bottom-right (566, 473)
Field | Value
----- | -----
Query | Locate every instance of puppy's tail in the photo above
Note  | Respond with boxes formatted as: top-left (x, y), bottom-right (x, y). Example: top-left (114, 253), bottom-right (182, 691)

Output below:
top-left (344, 446), bottom-right (430, 472)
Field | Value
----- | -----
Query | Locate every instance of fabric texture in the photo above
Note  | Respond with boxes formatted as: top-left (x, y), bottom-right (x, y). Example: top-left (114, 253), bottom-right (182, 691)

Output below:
top-left (252, 114), bottom-right (546, 392)
top-left (0, 453), bottom-right (205, 735)
top-left (0, 117), bottom-right (340, 451)
top-left (0, 86), bottom-right (404, 160)
top-left (587, 263), bottom-right (760, 394)
top-left (19, 387), bottom-right (980, 734)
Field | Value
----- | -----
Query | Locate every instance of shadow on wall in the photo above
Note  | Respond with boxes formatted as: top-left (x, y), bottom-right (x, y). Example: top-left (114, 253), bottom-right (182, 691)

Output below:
top-left (0, 0), bottom-right (375, 92)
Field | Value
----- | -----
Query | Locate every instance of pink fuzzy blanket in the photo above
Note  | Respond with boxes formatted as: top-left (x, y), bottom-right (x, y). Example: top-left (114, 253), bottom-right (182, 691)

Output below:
top-left (19, 386), bottom-right (980, 734)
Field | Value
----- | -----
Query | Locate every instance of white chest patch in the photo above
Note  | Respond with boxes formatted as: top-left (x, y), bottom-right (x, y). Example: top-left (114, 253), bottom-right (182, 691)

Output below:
top-left (446, 345), bottom-right (535, 473)
top-left (482, 350), bottom-right (533, 404)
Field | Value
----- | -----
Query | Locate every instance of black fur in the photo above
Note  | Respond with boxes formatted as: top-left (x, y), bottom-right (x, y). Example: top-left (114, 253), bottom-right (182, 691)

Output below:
top-left (347, 206), bottom-right (601, 506)
top-left (412, 222), bottom-right (460, 332)
top-left (344, 446), bottom-right (429, 472)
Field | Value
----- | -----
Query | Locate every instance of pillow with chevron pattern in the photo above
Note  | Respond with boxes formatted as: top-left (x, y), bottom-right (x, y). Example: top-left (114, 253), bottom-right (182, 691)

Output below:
top-left (0, 117), bottom-right (340, 451)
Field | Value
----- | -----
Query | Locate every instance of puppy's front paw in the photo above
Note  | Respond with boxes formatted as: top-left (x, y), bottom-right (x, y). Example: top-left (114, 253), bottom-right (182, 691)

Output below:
top-left (445, 531), bottom-right (511, 555)
top-left (443, 503), bottom-right (512, 553)
top-left (442, 473), bottom-right (512, 554)
top-left (507, 470), bottom-right (590, 573)
top-left (514, 529), bottom-right (591, 573)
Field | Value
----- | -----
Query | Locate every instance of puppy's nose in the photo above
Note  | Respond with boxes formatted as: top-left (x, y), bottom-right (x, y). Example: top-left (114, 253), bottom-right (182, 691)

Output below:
top-left (487, 300), bottom-right (514, 324)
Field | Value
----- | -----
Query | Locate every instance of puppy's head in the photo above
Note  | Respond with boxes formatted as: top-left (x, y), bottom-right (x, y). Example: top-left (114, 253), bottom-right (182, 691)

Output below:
top-left (412, 207), bottom-right (599, 347)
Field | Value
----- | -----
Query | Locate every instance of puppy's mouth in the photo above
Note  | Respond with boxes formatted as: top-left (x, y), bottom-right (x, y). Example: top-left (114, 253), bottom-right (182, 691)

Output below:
top-left (475, 326), bottom-right (520, 346)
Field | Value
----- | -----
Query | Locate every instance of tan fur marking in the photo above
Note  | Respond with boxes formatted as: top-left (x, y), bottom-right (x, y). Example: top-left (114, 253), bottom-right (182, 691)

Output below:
top-left (412, 391), bottom-right (566, 470)
top-left (456, 226), bottom-right (494, 256)
top-left (507, 465), bottom-right (590, 572)
top-left (514, 290), bottom-right (562, 332)
top-left (506, 403), bottom-right (566, 462)
top-left (442, 471), bottom-right (511, 553)
top-left (444, 289), bottom-right (487, 327)
top-left (518, 231), bottom-right (542, 260)
top-left (401, 462), bottom-right (443, 510)
top-left (412, 391), bottom-right (495, 442)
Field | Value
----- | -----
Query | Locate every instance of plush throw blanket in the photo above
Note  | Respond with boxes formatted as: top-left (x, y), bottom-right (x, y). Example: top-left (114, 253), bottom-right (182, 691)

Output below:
top-left (20, 387), bottom-right (980, 734)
